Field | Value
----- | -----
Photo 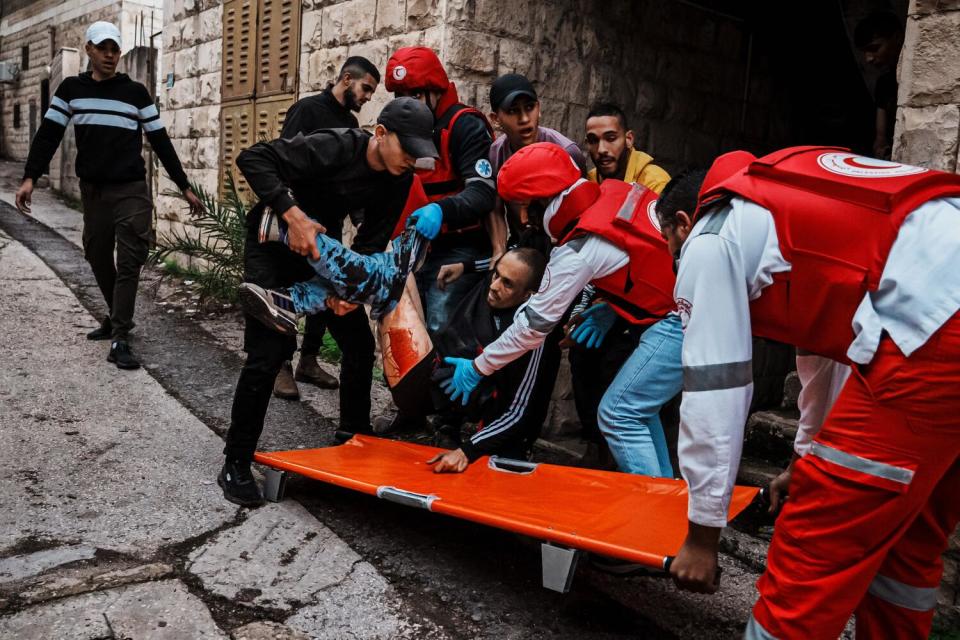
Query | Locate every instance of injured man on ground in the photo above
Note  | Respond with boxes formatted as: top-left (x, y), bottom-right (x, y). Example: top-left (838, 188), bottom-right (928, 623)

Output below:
top-left (239, 211), bottom-right (555, 473)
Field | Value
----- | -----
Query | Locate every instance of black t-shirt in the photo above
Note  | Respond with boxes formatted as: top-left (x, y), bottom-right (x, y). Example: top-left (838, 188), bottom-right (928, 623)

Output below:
top-left (236, 128), bottom-right (412, 254)
top-left (281, 86), bottom-right (359, 137)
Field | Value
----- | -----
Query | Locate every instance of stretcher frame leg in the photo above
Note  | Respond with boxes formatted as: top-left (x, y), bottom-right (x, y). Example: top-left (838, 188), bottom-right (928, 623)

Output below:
top-left (541, 543), bottom-right (581, 593)
top-left (263, 468), bottom-right (288, 502)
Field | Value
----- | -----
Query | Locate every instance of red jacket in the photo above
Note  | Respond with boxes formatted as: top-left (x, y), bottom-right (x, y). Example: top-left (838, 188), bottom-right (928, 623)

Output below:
top-left (697, 146), bottom-right (960, 361)
top-left (554, 180), bottom-right (676, 325)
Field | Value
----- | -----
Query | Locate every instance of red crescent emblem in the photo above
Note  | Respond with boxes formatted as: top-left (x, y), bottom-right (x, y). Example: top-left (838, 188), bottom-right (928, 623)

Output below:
top-left (842, 157), bottom-right (899, 170)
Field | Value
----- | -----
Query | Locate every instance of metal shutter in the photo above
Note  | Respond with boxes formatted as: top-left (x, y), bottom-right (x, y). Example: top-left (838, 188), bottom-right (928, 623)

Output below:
top-left (221, 0), bottom-right (258, 101)
top-left (256, 0), bottom-right (301, 97)
top-left (254, 94), bottom-right (295, 142)
top-left (219, 100), bottom-right (256, 201)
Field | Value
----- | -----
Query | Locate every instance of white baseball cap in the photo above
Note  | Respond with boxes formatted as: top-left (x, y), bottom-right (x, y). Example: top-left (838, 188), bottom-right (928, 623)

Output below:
top-left (85, 22), bottom-right (122, 47)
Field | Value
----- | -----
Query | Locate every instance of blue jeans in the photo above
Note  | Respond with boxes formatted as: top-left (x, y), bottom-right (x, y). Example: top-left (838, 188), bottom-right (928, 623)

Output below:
top-left (597, 314), bottom-right (684, 478)
top-left (415, 243), bottom-right (487, 334)
top-left (287, 228), bottom-right (425, 320)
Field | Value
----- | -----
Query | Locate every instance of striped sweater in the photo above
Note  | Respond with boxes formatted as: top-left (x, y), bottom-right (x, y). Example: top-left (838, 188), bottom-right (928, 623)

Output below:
top-left (23, 72), bottom-right (189, 190)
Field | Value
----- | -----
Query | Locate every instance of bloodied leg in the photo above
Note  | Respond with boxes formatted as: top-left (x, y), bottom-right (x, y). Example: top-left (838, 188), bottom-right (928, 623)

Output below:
top-left (377, 274), bottom-right (441, 416)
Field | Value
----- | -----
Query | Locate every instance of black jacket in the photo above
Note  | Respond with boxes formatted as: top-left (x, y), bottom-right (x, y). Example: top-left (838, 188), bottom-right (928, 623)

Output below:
top-left (236, 128), bottom-right (412, 254)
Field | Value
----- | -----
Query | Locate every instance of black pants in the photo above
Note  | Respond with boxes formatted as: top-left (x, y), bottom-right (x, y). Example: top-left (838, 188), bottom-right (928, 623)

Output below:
top-left (569, 317), bottom-right (641, 444)
top-left (224, 226), bottom-right (376, 462)
top-left (79, 180), bottom-right (153, 340)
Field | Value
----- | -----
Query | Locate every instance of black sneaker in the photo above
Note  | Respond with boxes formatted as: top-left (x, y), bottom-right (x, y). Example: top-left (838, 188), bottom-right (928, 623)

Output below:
top-left (86, 316), bottom-right (112, 340)
top-left (372, 410), bottom-right (426, 435)
top-left (218, 460), bottom-right (265, 507)
top-left (107, 340), bottom-right (141, 370)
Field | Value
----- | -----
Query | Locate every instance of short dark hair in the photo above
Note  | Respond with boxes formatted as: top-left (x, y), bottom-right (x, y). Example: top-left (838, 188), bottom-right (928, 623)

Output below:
top-left (854, 11), bottom-right (903, 49)
top-left (339, 56), bottom-right (380, 83)
top-left (656, 169), bottom-right (708, 229)
top-left (586, 101), bottom-right (629, 131)
top-left (502, 247), bottom-right (547, 292)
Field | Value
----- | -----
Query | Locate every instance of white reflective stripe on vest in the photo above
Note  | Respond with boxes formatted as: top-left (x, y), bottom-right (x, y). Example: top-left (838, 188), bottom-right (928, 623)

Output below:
top-left (868, 573), bottom-right (938, 611)
top-left (744, 614), bottom-right (778, 640)
top-left (809, 442), bottom-right (914, 485)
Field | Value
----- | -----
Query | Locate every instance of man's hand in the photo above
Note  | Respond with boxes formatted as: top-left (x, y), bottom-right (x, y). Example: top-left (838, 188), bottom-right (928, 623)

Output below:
top-left (281, 206), bottom-right (326, 260)
top-left (15, 179), bottom-right (34, 214)
top-left (768, 455), bottom-right (797, 515)
top-left (441, 357), bottom-right (484, 405)
top-left (326, 295), bottom-right (358, 316)
top-left (183, 187), bottom-right (205, 216)
top-left (409, 203), bottom-right (443, 240)
top-left (670, 522), bottom-right (722, 594)
top-left (437, 262), bottom-right (465, 291)
top-left (427, 448), bottom-right (469, 473)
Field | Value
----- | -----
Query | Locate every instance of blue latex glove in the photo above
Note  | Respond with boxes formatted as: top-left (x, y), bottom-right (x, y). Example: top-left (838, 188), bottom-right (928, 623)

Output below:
top-left (571, 302), bottom-right (617, 349)
top-left (409, 203), bottom-right (443, 240)
top-left (441, 357), bottom-right (484, 406)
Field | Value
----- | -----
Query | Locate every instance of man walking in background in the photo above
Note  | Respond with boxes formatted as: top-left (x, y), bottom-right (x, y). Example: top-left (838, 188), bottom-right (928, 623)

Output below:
top-left (15, 21), bottom-right (202, 370)
top-left (271, 56), bottom-right (381, 401)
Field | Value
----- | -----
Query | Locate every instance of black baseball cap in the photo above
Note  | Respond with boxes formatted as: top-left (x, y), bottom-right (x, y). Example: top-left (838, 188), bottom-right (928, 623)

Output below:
top-left (377, 97), bottom-right (438, 159)
top-left (490, 73), bottom-right (538, 111)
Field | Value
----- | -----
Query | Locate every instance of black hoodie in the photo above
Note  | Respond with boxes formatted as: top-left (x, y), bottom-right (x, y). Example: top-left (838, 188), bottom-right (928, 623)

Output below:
top-left (23, 72), bottom-right (189, 190)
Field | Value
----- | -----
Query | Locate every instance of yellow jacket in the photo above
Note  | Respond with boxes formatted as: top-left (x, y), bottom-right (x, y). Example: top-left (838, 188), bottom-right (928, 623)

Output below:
top-left (588, 148), bottom-right (671, 194)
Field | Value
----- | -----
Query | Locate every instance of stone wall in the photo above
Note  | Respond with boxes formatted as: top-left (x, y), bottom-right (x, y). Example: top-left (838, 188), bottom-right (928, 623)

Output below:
top-left (154, 0), bottom-right (222, 238)
top-left (895, 2), bottom-right (960, 627)
top-left (895, 0), bottom-right (960, 172)
top-left (0, 0), bottom-right (165, 163)
top-left (296, 0), bottom-right (787, 175)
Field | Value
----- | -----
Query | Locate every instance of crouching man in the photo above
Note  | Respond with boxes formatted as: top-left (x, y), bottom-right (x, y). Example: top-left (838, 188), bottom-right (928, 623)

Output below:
top-left (440, 142), bottom-right (683, 480)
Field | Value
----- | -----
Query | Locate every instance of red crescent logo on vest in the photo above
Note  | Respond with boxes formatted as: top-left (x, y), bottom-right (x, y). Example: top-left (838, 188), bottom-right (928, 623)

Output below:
top-left (816, 153), bottom-right (927, 179)
top-left (647, 199), bottom-right (661, 232)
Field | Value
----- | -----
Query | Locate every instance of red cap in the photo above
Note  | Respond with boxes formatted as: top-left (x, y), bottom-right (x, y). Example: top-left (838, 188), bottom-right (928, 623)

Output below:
top-left (497, 142), bottom-right (583, 202)
top-left (385, 47), bottom-right (449, 93)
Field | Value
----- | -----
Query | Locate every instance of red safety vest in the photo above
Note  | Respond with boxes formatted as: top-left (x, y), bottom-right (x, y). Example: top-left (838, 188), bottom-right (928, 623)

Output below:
top-left (553, 180), bottom-right (676, 325)
top-left (391, 104), bottom-right (494, 239)
top-left (697, 145), bottom-right (960, 362)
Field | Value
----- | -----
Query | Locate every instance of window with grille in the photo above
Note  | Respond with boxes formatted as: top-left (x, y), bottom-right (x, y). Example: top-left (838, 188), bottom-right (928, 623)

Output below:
top-left (13, 104), bottom-right (21, 128)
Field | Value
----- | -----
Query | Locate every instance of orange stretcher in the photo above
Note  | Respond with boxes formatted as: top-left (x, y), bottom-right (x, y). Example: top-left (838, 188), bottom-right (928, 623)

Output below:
top-left (254, 435), bottom-right (760, 592)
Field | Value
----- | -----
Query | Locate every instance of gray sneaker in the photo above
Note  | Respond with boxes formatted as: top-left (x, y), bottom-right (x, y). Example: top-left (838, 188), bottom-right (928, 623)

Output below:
top-left (238, 283), bottom-right (299, 336)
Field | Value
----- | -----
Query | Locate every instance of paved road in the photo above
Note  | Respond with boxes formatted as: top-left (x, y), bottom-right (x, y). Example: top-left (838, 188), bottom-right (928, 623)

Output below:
top-left (0, 171), bottom-right (764, 638)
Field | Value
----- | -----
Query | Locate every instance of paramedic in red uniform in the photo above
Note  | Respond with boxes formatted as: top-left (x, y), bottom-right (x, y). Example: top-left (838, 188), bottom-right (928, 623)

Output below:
top-left (655, 147), bottom-right (960, 639)
top-left (383, 47), bottom-right (497, 333)
top-left (441, 142), bottom-right (684, 485)
top-left (377, 46), bottom-right (497, 434)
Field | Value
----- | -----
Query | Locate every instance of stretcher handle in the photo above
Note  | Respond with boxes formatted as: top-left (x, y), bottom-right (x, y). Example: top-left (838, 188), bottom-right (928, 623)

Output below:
top-left (661, 556), bottom-right (723, 588)
top-left (376, 486), bottom-right (438, 511)
top-left (488, 456), bottom-right (539, 474)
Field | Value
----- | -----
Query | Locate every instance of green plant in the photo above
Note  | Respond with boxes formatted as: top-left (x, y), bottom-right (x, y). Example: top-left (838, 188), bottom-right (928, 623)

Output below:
top-left (149, 174), bottom-right (248, 302)
top-left (318, 330), bottom-right (343, 364)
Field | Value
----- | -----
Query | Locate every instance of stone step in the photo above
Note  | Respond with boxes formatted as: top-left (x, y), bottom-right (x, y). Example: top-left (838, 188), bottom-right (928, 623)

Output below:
top-left (744, 409), bottom-right (798, 467)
